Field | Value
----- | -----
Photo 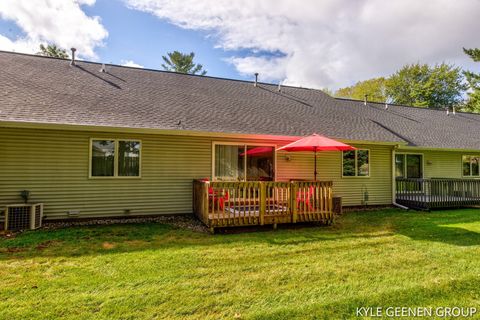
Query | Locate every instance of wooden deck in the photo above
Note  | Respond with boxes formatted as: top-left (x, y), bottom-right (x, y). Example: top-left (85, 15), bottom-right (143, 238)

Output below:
top-left (193, 180), bottom-right (334, 230)
top-left (396, 178), bottom-right (480, 210)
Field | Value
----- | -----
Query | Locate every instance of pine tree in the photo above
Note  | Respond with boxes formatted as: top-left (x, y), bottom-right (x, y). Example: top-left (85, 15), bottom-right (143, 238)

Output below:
top-left (161, 51), bottom-right (207, 75)
top-left (37, 44), bottom-right (69, 59)
top-left (463, 48), bottom-right (480, 112)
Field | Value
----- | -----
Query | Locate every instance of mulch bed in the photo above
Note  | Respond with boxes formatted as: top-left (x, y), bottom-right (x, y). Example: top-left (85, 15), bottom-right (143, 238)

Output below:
top-left (43, 215), bottom-right (208, 233)
top-left (1, 215), bottom-right (208, 238)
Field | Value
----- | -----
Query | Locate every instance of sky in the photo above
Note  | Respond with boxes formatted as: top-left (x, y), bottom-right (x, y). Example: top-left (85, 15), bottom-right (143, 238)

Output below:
top-left (0, 0), bottom-right (479, 90)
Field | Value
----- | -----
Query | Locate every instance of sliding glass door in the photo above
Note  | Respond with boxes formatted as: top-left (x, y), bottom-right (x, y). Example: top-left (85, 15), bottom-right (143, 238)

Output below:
top-left (395, 154), bottom-right (423, 179)
top-left (395, 153), bottom-right (423, 192)
top-left (214, 144), bottom-right (275, 181)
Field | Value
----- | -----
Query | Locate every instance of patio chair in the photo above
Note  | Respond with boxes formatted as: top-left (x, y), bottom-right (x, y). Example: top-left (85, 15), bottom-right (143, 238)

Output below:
top-left (296, 185), bottom-right (315, 211)
top-left (200, 178), bottom-right (229, 210)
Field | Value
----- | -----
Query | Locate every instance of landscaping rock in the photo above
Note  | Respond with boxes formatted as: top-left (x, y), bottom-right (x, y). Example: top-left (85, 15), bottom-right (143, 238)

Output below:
top-left (42, 215), bottom-right (208, 233)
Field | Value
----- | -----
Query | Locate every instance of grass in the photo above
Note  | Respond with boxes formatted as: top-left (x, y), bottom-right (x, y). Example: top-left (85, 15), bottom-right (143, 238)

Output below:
top-left (1, 208), bottom-right (480, 319)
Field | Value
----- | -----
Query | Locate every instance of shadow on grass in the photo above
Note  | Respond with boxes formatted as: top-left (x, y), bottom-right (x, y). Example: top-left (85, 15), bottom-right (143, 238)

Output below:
top-left (1, 208), bottom-right (480, 260)
top-left (392, 208), bottom-right (480, 247)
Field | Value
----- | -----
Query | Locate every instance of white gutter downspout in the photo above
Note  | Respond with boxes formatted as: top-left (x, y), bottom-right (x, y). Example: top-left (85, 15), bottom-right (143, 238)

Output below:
top-left (392, 146), bottom-right (409, 210)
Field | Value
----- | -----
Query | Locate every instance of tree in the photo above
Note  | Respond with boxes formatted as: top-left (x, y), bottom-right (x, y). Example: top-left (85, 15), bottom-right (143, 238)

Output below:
top-left (321, 88), bottom-right (335, 96)
top-left (37, 44), bottom-right (69, 59)
top-left (463, 48), bottom-right (480, 112)
top-left (385, 63), bottom-right (466, 108)
top-left (335, 78), bottom-right (387, 103)
top-left (161, 51), bottom-right (207, 75)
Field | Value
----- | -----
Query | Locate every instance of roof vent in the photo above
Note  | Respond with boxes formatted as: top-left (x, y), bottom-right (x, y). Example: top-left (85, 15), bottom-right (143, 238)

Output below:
top-left (446, 108), bottom-right (450, 115)
top-left (100, 63), bottom-right (107, 73)
top-left (254, 73), bottom-right (259, 87)
top-left (70, 48), bottom-right (76, 66)
top-left (453, 106), bottom-right (456, 115)
top-left (363, 94), bottom-right (368, 106)
top-left (278, 82), bottom-right (282, 92)
top-left (385, 102), bottom-right (389, 110)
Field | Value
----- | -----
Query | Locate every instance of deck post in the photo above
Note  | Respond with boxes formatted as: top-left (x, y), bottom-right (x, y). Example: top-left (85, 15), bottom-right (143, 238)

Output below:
top-left (202, 182), bottom-right (210, 226)
top-left (259, 182), bottom-right (266, 225)
top-left (291, 182), bottom-right (298, 223)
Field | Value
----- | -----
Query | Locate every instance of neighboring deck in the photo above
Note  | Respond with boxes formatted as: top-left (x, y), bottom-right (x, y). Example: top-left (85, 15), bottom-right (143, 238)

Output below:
top-left (396, 178), bottom-right (480, 210)
top-left (193, 180), bottom-right (334, 230)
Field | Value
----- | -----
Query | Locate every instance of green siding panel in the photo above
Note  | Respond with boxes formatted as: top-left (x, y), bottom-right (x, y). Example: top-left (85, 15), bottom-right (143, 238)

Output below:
top-left (0, 128), bottom-right (394, 219)
top-left (396, 149), bottom-right (480, 179)
top-left (277, 144), bottom-right (393, 206)
top-left (0, 128), bottom-right (212, 219)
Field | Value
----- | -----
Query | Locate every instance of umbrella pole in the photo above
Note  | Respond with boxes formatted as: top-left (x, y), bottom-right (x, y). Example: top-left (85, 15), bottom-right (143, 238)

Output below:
top-left (314, 149), bottom-right (317, 181)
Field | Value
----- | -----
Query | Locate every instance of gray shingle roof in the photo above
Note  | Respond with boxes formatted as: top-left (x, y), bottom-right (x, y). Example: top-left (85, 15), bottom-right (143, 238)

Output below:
top-left (0, 51), bottom-right (479, 150)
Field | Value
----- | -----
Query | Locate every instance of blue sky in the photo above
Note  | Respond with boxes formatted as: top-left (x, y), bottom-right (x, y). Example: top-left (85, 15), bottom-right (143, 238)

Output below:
top-left (83, 0), bottom-right (244, 80)
top-left (0, 0), bottom-right (247, 81)
top-left (0, 0), bottom-right (479, 90)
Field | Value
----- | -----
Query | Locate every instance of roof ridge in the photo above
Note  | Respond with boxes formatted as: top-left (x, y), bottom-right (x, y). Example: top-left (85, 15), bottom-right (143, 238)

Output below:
top-left (0, 49), bottom-right (316, 91)
top-left (335, 96), bottom-right (479, 116)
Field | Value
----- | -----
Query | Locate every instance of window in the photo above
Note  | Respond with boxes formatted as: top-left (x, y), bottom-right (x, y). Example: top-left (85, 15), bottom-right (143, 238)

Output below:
top-left (395, 154), bottom-right (423, 178)
top-left (91, 140), bottom-right (115, 176)
top-left (214, 144), bottom-right (274, 181)
top-left (90, 139), bottom-right (141, 177)
top-left (342, 149), bottom-right (370, 177)
top-left (395, 154), bottom-right (405, 178)
top-left (118, 141), bottom-right (141, 176)
top-left (463, 155), bottom-right (480, 177)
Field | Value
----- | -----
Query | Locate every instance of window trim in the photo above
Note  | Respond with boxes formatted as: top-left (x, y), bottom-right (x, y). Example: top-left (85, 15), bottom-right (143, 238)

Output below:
top-left (89, 138), bottom-right (142, 179)
top-left (462, 155), bottom-right (480, 178)
top-left (341, 148), bottom-right (371, 178)
top-left (395, 153), bottom-right (424, 179)
top-left (212, 141), bottom-right (277, 181)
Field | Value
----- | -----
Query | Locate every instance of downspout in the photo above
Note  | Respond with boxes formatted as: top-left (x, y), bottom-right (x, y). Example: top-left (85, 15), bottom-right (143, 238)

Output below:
top-left (391, 146), bottom-right (409, 210)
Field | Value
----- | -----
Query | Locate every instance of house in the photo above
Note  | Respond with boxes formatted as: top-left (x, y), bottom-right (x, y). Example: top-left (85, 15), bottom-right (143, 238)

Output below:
top-left (1, 51), bottom-right (480, 229)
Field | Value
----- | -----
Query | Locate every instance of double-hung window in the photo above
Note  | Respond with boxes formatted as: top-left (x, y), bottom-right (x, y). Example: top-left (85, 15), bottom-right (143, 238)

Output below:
top-left (214, 143), bottom-right (275, 181)
top-left (462, 155), bottom-right (480, 177)
top-left (90, 139), bottom-right (141, 177)
top-left (342, 149), bottom-right (370, 177)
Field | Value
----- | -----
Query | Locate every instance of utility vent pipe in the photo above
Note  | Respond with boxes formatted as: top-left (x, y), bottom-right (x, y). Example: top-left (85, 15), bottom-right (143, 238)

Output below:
top-left (363, 94), bottom-right (368, 106)
top-left (100, 63), bottom-right (107, 73)
top-left (385, 102), bottom-right (389, 110)
top-left (453, 107), bottom-right (456, 115)
top-left (278, 82), bottom-right (281, 92)
top-left (254, 73), bottom-right (259, 87)
top-left (70, 48), bottom-right (76, 66)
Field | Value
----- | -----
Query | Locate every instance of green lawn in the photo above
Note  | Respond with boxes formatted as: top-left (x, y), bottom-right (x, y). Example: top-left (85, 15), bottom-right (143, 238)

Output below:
top-left (1, 209), bottom-right (480, 319)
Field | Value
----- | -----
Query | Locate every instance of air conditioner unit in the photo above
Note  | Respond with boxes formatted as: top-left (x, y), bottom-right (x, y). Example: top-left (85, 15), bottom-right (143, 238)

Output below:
top-left (4, 203), bottom-right (43, 231)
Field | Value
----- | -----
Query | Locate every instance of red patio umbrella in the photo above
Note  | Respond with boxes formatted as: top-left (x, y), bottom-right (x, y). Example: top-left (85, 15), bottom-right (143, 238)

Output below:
top-left (240, 146), bottom-right (274, 156)
top-left (277, 133), bottom-right (356, 181)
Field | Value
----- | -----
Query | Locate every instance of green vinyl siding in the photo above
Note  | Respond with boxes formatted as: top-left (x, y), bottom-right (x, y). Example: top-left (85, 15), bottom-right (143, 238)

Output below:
top-left (397, 149), bottom-right (480, 179)
top-left (277, 144), bottom-right (393, 206)
top-left (0, 127), bottom-right (394, 219)
top-left (0, 127), bottom-right (212, 219)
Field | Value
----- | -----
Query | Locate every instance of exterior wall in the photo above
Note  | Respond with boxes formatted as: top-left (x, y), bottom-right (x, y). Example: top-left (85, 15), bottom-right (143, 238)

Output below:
top-left (0, 127), bottom-right (212, 219)
top-left (396, 149), bottom-right (480, 179)
top-left (0, 127), bottom-right (394, 220)
top-left (277, 145), bottom-right (393, 206)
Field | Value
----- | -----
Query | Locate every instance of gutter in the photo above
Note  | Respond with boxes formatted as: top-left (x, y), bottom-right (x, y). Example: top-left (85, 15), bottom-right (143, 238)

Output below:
top-left (0, 120), bottom-right (405, 146)
top-left (391, 145), bottom-right (409, 210)
top-left (398, 145), bottom-right (480, 153)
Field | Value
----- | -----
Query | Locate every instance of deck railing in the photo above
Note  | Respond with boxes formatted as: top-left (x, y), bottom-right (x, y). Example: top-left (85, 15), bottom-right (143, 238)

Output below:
top-left (193, 180), bottom-right (334, 229)
top-left (396, 178), bottom-right (480, 209)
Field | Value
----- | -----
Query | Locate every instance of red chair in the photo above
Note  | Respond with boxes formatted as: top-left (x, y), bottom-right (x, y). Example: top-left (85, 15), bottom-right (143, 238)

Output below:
top-left (200, 178), bottom-right (229, 210)
top-left (296, 186), bottom-right (315, 210)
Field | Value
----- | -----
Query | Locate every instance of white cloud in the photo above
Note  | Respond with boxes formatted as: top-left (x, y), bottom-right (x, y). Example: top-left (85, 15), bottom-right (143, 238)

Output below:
top-left (0, 0), bottom-right (108, 59)
top-left (121, 60), bottom-right (144, 68)
top-left (226, 56), bottom-right (287, 82)
top-left (125, 0), bottom-right (480, 89)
